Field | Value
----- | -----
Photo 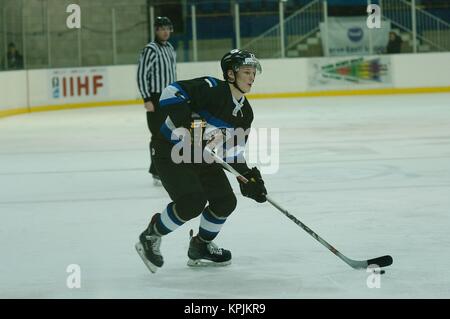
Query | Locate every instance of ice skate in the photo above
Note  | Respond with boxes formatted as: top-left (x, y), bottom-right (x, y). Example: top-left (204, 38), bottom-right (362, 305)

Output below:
top-left (135, 214), bottom-right (163, 273)
top-left (187, 231), bottom-right (232, 267)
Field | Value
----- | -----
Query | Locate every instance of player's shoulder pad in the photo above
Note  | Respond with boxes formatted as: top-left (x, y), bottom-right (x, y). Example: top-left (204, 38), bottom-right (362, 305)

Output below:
top-left (202, 76), bottom-right (222, 88)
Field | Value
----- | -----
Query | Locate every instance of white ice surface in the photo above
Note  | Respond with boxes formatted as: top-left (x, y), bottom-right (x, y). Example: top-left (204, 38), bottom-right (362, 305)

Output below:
top-left (1, 94), bottom-right (450, 298)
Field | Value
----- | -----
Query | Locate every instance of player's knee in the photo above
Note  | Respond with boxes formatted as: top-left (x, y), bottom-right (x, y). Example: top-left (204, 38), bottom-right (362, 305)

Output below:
top-left (209, 193), bottom-right (237, 218)
top-left (174, 193), bottom-right (207, 221)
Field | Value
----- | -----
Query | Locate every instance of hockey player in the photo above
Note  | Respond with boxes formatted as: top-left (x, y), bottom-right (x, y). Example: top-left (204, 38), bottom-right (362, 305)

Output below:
top-left (135, 49), bottom-right (267, 273)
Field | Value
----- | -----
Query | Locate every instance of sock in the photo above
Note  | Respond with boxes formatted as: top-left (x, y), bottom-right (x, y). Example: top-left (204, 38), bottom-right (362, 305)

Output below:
top-left (198, 207), bottom-right (227, 242)
top-left (153, 202), bottom-right (185, 236)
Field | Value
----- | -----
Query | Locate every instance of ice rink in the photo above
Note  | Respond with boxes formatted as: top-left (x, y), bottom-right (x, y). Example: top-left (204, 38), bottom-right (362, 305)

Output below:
top-left (1, 93), bottom-right (449, 298)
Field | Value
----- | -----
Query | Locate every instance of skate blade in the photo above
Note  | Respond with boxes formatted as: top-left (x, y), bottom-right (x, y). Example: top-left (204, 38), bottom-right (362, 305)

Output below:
top-left (135, 242), bottom-right (159, 273)
top-left (187, 258), bottom-right (231, 268)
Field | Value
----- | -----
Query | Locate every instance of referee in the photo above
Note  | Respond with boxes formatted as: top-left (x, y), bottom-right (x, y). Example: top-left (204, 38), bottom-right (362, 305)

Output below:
top-left (137, 16), bottom-right (177, 185)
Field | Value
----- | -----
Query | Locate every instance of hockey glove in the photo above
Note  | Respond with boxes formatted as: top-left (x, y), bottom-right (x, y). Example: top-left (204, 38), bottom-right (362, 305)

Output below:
top-left (238, 167), bottom-right (267, 203)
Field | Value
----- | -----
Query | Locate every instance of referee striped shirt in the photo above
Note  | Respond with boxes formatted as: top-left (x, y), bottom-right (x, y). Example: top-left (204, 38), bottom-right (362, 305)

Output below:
top-left (137, 41), bottom-right (177, 102)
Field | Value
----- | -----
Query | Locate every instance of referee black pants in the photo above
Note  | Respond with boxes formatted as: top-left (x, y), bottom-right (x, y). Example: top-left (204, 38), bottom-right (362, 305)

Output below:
top-left (146, 93), bottom-right (163, 176)
top-left (151, 140), bottom-right (237, 221)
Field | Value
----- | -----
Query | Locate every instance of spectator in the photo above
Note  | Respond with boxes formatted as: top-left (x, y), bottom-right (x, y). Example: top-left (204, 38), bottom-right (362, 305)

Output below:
top-left (386, 31), bottom-right (402, 54)
top-left (5, 43), bottom-right (24, 70)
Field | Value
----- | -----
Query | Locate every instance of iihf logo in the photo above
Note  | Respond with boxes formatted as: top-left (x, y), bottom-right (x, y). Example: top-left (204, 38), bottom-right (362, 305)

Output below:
top-left (50, 73), bottom-right (104, 98)
top-left (52, 77), bottom-right (60, 98)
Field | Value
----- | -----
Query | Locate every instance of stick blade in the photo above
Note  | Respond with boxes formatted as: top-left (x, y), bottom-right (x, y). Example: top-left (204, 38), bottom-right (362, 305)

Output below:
top-left (367, 255), bottom-right (393, 268)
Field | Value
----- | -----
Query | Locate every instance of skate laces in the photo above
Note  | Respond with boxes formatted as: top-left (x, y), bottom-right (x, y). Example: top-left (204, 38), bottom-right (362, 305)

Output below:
top-left (207, 242), bottom-right (223, 255)
top-left (145, 234), bottom-right (162, 255)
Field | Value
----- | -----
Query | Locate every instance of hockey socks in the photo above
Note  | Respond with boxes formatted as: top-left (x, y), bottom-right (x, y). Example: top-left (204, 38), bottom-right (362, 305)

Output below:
top-left (153, 202), bottom-right (186, 236)
top-left (198, 207), bottom-right (227, 242)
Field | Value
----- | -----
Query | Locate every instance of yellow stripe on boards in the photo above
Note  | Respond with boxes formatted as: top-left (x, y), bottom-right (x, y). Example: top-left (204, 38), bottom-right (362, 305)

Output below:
top-left (246, 86), bottom-right (450, 99)
top-left (0, 99), bottom-right (142, 118)
top-left (1, 86), bottom-right (450, 119)
top-left (0, 108), bottom-right (29, 118)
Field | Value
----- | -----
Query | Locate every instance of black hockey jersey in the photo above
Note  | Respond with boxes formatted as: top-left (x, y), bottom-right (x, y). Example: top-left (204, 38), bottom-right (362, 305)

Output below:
top-left (155, 76), bottom-right (254, 174)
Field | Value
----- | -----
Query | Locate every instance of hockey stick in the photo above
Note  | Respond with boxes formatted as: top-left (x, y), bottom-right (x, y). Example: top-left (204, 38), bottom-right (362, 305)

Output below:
top-left (206, 148), bottom-right (393, 270)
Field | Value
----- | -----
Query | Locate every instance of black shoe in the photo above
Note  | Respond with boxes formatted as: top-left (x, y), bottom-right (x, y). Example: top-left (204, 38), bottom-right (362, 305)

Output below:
top-left (152, 174), bottom-right (162, 186)
top-left (135, 214), bottom-right (163, 273)
top-left (187, 234), bottom-right (232, 267)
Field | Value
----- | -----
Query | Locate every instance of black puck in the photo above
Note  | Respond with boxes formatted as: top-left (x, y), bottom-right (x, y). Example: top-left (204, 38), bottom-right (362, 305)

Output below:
top-left (373, 269), bottom-right (386, 274)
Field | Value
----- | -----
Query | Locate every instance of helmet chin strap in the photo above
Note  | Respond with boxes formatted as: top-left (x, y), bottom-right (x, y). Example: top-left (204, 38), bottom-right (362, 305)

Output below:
top-left (230, 71), bottom-right (245, 94)
top-left (233, 82), bottom-right (245, 94)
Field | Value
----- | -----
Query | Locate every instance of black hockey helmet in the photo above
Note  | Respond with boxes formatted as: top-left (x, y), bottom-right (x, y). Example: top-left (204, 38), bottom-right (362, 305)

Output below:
top-left (154, 16), bottom-right (173, 31)
top-left (220, 49), bottom-right (262, 82)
